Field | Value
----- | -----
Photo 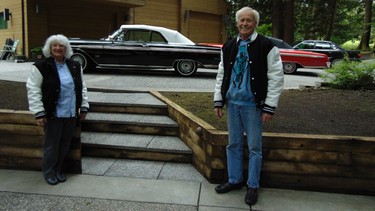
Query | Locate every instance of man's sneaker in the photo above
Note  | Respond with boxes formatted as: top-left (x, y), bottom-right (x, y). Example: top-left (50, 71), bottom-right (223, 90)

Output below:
top-left (245, 187), bottom-right (258, 205)
top-left (215, 182), bottom-right (243, 194)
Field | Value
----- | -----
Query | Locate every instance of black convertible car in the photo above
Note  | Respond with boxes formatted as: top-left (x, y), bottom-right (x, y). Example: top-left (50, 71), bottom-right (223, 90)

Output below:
top-left (69, 25), bottom-right (221, 76)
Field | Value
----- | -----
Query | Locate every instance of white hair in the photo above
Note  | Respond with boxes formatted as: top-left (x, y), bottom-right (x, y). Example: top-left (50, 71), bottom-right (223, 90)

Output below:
top-left (42, 34), bottom-right (73, 59)
top-left (235, 7), bottom-right (260, 27)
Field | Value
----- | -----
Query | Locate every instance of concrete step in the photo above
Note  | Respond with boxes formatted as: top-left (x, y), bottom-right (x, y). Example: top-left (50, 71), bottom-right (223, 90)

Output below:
top-left (88, 91), bottom-right (168, 115)
top-left (81, 91), bottom-right (195, 177)
top-left (81, 132), bottom-right (192, 162)
top-left (82, 112), bottom-right (179, 136)
top-left (81, 157), bottom-right (205, 183)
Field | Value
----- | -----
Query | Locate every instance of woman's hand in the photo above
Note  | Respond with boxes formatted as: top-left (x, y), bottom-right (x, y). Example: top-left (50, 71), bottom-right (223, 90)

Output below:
top-left (36, 117), bottom-right (47, 127)
top-left (79, 112), bottom-right (87, 121)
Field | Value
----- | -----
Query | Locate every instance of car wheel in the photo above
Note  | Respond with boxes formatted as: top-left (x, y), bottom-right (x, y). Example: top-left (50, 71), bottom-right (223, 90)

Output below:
top-left (283, 62), bottom-right (297, 74)
top-left (175, 60), bottom-right (197, 76)
top-left (71, 53), bottom-right (90, 72)
top-left (331, 59), bottom-right (342, 66)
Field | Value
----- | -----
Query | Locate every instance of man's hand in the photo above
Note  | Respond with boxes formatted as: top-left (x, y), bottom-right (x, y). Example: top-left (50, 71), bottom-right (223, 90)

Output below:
top-left (261, 113), bottom-right (273, 123)
top-left (214, 107), bottom-right (224, 118)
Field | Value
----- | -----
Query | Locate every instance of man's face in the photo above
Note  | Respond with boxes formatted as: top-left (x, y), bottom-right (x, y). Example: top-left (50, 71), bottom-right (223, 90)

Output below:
top-left (237, 12), bottom-right (257, 39)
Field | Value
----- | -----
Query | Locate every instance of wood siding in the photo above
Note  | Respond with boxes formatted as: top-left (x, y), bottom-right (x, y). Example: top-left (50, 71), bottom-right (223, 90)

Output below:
top-left (133, 0), bottom-right (180, 30)
top-left (134, 0), bottom-right (227, 43)
top-left (1, 0), bottom-right (227, 58)
top-left (0, 1), bottom-right (24, 55)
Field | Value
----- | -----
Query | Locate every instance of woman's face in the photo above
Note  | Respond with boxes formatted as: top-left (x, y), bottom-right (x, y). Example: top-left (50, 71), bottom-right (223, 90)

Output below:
top-left (51, 42), bottom-right (66, 61)
top-left (237, 11), bottom-right (257, 39)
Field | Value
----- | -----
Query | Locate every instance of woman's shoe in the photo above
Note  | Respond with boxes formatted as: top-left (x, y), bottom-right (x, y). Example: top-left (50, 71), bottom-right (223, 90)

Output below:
top-left (56, 173), bottom-right (66, 182)
top-left (45, 177), bottom-right (59, 185)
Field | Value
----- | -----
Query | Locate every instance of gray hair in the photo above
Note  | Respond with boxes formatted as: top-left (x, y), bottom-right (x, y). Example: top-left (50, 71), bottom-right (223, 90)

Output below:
top-left (235, 7), bottom-right (260, 27)
top-left (42, 34), bottom-right (73, 59)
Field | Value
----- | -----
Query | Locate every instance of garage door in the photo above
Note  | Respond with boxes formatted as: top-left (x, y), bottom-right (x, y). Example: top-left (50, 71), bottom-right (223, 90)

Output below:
top-left (188, 12), bottom-right (223, 43)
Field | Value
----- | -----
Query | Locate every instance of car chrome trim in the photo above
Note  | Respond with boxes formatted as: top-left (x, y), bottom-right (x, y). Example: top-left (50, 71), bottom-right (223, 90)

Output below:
top-left (280, 52), bottom-right (326, 58)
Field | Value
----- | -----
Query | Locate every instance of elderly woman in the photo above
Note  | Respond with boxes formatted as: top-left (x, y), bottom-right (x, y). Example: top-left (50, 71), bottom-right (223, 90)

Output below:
top-left (27, 34), bottom-right (89, 185)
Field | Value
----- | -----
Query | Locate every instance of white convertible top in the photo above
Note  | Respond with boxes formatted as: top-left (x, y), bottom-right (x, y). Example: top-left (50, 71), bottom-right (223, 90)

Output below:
top-left (119, 24), bottom-right (195, 45)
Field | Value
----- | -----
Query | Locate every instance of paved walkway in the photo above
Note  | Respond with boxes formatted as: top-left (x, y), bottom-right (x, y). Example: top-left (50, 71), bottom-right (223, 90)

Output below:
top-left (1, 169), bottom-right (375, 210)
top-left (1, 61), bottom-right (375, 210)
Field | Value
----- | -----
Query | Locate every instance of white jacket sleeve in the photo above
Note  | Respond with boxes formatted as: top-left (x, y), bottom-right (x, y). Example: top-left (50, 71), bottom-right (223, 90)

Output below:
top-left (26, 65), bottom-right (45, 117)
top-left (80, 67), bottom-right (89, 110)
top-left (213, 50), bottom-right (224, 105)
top-left (265, 46), bottom-right (284, 108)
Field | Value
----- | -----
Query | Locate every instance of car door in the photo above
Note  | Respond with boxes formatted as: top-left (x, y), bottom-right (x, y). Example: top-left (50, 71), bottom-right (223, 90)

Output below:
top-left (313, 41), bottom-right (342, 61)
top-left (99, 29), bottom-right (151, 67)
top-left (147, 31), bottom-right (176, 67)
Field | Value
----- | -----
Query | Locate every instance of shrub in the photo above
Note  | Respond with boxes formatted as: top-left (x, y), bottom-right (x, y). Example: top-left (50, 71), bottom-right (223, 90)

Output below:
top-left (320, 58), bottom-right (375, 90)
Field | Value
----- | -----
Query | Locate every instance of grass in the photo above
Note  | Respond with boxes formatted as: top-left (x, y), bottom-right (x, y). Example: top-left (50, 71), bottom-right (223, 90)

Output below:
top-left (342, 40), bottom-right (375, 52)
top-left (160, 92), bottom-right (228, 130)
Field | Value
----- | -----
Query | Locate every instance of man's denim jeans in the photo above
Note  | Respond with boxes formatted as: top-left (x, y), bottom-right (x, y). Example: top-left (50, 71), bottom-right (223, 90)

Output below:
top-left (226, 102), bottom-right (262, 188)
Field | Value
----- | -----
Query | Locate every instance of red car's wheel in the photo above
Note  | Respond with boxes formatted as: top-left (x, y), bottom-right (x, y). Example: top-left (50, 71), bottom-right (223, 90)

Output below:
top-left (283, 62), bottom-right (297, 74)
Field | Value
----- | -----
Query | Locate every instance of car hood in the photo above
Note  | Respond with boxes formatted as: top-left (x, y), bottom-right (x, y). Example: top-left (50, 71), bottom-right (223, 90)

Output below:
top-left (279, 49), bottom-right (328, 58)
top-left (198, 43), bottom-right (223, 48)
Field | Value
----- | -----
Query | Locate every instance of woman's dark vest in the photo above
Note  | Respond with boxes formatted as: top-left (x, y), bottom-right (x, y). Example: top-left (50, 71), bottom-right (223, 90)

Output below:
top-left (34, 57), bottom-right (83, 118)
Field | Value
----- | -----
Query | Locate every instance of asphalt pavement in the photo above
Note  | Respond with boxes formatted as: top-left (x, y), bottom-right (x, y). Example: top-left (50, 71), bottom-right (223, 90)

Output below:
top-left (0, 61), bottom-right (324, 91)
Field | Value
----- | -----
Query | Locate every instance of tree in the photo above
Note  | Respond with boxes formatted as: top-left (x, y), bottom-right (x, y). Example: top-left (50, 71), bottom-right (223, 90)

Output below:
top-left (325, 0), bottom-right (338, 41)
top-left (283, 0), bottom-right (295, 44)
top-left (225, 0), bottom-right (370, 47)
top-left (272, 0), bottom-right (283, 38)
top-left (358, 0), bottom-right (373, 51)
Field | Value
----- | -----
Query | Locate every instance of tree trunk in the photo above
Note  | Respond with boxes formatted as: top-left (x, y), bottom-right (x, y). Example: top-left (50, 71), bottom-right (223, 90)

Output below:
top-left (325, 0), bottom-right (337, 40)
top-left (305, 1), bottom-right (317, 39)
top-left (358, 0), bottom-right (372, 51)
top-left (272, 0), bottom-right (283, 38)
top-left (283, 0), bottom-right (294, 44)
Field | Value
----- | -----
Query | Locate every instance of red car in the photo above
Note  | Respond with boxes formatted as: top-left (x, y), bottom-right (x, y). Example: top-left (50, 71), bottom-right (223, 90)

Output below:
top-left (201, 37), bottom-right (330, 74)
top-left (269, 37), bottom-right (331, 74)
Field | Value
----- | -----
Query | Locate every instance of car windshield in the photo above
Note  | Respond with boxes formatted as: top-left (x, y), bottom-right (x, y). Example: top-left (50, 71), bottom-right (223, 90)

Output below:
top-left (107, 28), bottom-right (123, 40)
top-left (315, 42), bottom-right (331, 49)
top-left (110, 29), bottom-right (168, 44)
top-left (294, 42), bottom-right (315, 49)
top-left (268, 37), bottom-right (293, 49)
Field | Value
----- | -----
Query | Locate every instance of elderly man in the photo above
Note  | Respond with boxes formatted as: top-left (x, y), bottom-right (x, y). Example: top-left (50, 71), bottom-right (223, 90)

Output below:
top-left (213, 7), bottom-right (284, 206)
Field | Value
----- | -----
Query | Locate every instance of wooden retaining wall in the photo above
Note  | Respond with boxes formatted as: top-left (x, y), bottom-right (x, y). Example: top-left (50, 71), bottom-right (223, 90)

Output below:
top-left (0, 109), bottom-right (81, 173)
top-left (151, 91), bottom-right (375, 196)
top-left (1, 93), bottom-right (375, 196)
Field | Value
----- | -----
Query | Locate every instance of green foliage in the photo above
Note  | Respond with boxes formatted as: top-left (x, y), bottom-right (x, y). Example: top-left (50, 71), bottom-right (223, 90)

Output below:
top-left (342, 40), bottom-right (360, 50)
top-left (225, 0), bottom-right (368, 45)
top-left (256, 23), bottom-right (272, 37)
top-left (30, 47), bottom-right (42, 53)
top-left (320, 58), bottom-right (375, 90)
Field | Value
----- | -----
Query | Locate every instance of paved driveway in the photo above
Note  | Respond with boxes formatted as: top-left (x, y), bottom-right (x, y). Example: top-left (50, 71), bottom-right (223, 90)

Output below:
top-left (0, 62), bottom-right (323, 91)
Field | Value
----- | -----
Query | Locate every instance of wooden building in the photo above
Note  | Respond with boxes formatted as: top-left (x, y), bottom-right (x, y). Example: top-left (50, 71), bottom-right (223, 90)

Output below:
top-left (0, 0), bottom-right (228, 58)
